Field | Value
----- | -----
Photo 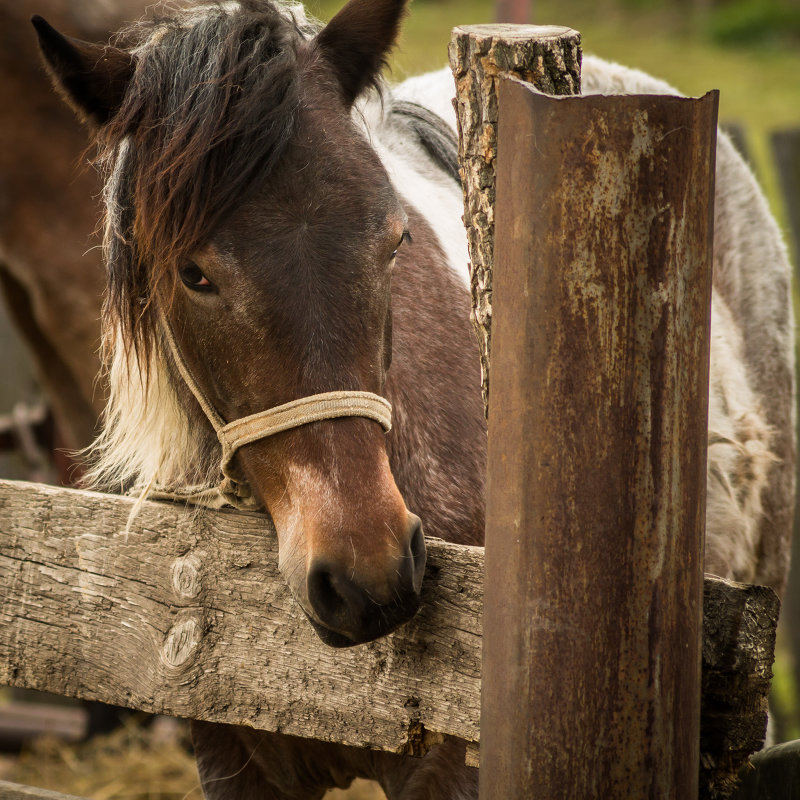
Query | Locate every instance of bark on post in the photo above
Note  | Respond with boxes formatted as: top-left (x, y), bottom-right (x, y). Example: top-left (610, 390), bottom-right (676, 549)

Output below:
top-left (480, 77), bottom-right (718, 798)
top-left (448, 25), bottom-right (581, 416)
top-left (702, 578), bottom-right (780, 799)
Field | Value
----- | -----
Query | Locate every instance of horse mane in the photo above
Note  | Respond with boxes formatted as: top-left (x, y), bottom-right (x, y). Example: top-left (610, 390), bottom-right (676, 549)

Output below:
top-left (83, 1), bottom-right (408, 496)
top-left (98, 1), bottom-right (318, 358)
top-left (86, 1), bottom-right (322, 493)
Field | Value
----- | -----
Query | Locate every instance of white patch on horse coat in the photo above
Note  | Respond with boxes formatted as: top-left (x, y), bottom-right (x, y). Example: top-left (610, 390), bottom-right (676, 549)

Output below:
top-left (357, 87), bottom-right (470, 288)
top-left (391, 66), bottom-right (459, 132)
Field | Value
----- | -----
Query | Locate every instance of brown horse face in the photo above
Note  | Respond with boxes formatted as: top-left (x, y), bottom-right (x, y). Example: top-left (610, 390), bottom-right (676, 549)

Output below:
top-left (34, 0), bottom-right (427, 647)
top-left (165, 96), bottom-right (426, 646)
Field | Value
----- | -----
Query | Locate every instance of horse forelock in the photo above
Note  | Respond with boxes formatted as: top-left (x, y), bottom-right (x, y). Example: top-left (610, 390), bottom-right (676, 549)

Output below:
top-left (97, 1), bottom-right (317, 358)
top-left (86, 1), bottom-right (323, 493)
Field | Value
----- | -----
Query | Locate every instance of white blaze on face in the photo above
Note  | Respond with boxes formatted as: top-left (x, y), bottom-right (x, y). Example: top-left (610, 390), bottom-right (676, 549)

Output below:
top-left (273, 461), bottom-right (344, 580)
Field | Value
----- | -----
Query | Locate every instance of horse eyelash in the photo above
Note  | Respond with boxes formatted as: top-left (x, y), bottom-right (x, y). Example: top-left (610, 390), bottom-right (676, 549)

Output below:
top-left (391, 229), bottom-right (412, 260)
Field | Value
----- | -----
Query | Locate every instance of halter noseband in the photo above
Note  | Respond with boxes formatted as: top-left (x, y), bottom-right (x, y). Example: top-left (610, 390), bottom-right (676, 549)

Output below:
top-left (157, 318), bottom-right (392, 510)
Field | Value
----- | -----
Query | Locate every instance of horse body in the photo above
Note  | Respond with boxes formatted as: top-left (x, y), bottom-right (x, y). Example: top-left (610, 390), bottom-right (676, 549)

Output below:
top-left (33, 1), bottom-right (793, 798)
top-left (0, 0), bottom-right (153, 457)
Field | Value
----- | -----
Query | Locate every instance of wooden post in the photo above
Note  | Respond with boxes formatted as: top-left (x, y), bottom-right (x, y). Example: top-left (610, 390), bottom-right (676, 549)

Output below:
top-left (449, 24), bottom-right (581, 417)
top-left (480, 77), bottom-right (718, 797)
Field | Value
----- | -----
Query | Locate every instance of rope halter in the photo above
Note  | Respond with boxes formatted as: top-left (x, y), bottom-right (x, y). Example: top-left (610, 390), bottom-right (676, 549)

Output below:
top-left (156, 318), bottom-right (392, 510)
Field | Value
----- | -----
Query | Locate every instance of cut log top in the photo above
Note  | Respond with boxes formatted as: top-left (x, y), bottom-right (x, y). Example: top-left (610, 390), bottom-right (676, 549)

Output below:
top-left (449, 24), bottom-right (582, 417)
top-left (452, 24), bottom-right (579, 41)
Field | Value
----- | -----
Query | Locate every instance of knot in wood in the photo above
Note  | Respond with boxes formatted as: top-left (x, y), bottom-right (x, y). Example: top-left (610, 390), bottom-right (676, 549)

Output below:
top-left (171, 553), bottom-right (202, 598)
top-left (161, 616), bottom-right (202, 668)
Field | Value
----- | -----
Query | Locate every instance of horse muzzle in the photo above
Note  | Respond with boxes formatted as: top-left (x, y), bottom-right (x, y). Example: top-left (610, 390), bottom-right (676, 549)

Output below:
top-left (302, 512), bottom-right (426, 647)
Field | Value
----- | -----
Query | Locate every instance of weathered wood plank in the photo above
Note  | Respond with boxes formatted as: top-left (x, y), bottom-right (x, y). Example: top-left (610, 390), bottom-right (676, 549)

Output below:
top-left (0, 479), bottom-right (779, 780)
top-left (0, 479), bottom-right (482, 757)
top-left (0, 781), bottom-right (86, 800)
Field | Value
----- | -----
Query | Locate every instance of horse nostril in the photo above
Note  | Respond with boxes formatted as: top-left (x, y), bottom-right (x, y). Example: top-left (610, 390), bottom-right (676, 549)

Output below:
top-left (307, 563), bottom-right (368, 634)
top-left (407, 514), bottom-right (426, 594)
top-left (306, 535), bottom-right (425, 646)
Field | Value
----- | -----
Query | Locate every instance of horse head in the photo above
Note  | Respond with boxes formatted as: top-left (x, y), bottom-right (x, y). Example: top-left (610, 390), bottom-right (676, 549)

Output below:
top-left (34, 0), bottom-right (429, 647)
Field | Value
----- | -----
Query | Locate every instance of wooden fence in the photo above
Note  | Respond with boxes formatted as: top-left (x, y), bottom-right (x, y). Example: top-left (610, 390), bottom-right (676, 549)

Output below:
top-left (0, 479), bottom-right (780, 798)
top-left (0, 23), bottom-right (792, 800)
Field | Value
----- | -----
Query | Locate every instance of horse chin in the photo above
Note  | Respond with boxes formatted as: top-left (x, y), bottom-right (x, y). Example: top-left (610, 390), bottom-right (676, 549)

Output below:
top-left (301, 600), bottom-right (422, 649)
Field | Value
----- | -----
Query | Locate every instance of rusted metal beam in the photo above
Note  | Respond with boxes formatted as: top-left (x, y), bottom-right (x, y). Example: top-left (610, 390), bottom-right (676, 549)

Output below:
top-left (480, 77), bottom-right (719, 798)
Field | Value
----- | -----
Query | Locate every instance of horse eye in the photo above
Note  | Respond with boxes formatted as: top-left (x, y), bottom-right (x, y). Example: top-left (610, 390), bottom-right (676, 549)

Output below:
top-left (390, 229), bottom-right (412, 261)
top-left (179, 264), bottom-right (213, 291)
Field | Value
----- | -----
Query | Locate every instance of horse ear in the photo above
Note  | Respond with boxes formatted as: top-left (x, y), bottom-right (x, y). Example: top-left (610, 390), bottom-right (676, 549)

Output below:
top-left (315, 0), bottom-right (407, 106)
top-left (31, 15), bottom-right (134, 127)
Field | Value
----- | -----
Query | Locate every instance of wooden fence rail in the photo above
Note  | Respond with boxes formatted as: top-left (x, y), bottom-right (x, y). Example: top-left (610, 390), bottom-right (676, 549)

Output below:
top-left (0, 479), bottom-right (779, 796)
top-left (0, 781), bottom-right (86, 800)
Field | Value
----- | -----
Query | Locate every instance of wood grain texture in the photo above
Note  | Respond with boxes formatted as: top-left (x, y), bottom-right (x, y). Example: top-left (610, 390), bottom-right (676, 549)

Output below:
top-left (0, 479), bottom-right (778, 787)
top-left (0, 479), bottom-right (481, 756)
top-left (0, 781), bottom-right (86, 800)
top-left (448, 24), bottom-right (582, 416)
top-left (702, 578), bottom-right (780, 799)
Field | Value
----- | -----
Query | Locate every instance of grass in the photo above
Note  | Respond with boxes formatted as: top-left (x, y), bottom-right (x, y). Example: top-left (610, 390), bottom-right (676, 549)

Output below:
top-left (309, 0), bottom-right (800, 237)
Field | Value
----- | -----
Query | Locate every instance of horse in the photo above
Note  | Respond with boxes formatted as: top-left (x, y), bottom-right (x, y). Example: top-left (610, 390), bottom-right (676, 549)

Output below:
top-left (0, 0), bottom-right (151, 461)
top-left (33, 0), bottom-right (794, 797)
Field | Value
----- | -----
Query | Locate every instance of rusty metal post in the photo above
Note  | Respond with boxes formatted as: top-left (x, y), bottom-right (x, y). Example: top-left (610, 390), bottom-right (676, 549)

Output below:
top-left (480, 78), bottom-right (718, 798)
top-left (495, 0), bottom-right (531, 24)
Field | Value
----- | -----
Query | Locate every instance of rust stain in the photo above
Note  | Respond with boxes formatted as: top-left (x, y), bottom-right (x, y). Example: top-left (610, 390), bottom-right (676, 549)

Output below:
top-left (481, 81), bottom-right (718, 798)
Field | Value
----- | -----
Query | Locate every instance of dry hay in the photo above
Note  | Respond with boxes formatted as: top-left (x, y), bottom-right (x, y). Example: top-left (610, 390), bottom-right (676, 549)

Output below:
top-left (2, 715), bottom-right (203, 799)
top-left (0, 714), bottom-right (385, 799)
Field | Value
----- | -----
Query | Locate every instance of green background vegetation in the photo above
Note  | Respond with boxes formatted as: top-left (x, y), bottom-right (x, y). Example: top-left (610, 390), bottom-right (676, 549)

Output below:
top-left (308, 0), bottom-right (800, 247)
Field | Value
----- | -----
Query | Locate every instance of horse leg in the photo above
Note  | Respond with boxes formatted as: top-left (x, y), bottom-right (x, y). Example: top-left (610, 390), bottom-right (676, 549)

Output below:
top-left (372, 738), bottom-right (479, 800)
top-left (191, 721), bottom-right (377, 800)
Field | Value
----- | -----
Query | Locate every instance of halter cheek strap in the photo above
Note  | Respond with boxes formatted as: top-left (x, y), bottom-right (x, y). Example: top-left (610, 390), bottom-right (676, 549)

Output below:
top-left (156, 318), bottom-right (392, 510)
